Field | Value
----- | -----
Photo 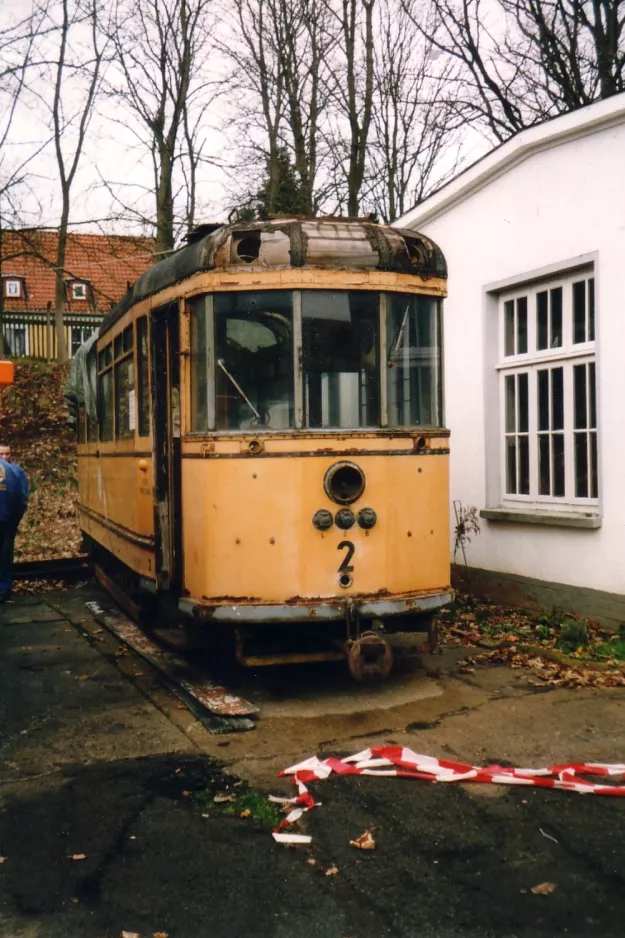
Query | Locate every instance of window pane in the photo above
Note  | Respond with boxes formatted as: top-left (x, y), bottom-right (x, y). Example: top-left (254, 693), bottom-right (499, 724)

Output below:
top-left (504, 299), bottom-right (514, 355)
top-left (552, 367), bottom-right (564, 431)
top-left (137, 316), bottom-right (150, 437)
top-left (98, 345), bottom-right (112, 369)
top-left (574, 364), bottom-right (587, 430)
top-left (115, 357), bottom-right (135, 438)
top-left (538, 369), bottom-right (549, 431)
top-left (538, 435), bottom-right (550, 494)
top-left (589, 362), bottom-right (596, 428)
top-left (537, 291), bottom-right (548, 349)
top-left (550, 287), bottom-right (562, 348)
top-left (517, 297), bottom-right (528, 354)
top-left (114, 334), bottom-right (123, 359)
top-left (518, 372), bottom-right (528, 433)
top-left (386, 294), bottom-right (441, 427)
top-left (190, 297), bottom-right (209, 431)
top-left (505, 375), bottom-right (516, 433)
top-left (506, 438), bottom-right (517, 494)
top-left (588, 278), bottom-right (595, 341)
top-left (519, 435), bottom-right (529, 494)
top-left (553, 433), bottom-right (565, 496)
top-left (306, 291), bottom-right (380, 428)
top-left (573, 281), bottom-right (586, 343)
top-left (575, 433), bottom-right (589, 498)
top-left (215, 291), bottom-right (293, 430)
top-left (590, 432), bottom-right (598, 498)
top-left (99, 370), bottom-right (113, 441)
top-left (123, 325), bottom-right (134, 353)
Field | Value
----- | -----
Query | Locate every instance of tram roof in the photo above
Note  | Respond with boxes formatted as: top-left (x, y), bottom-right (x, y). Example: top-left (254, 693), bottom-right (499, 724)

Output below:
top-left (99, 217), bottom-right (447, 336)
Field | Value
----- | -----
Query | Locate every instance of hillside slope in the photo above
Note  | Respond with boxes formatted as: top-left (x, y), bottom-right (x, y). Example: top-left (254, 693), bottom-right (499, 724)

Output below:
top-left (0, 359), bottom-right (81, 560)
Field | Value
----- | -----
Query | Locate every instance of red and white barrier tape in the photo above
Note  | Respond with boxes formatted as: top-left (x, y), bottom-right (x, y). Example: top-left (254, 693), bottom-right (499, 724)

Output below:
top-left (272, 746), bottom-right (625, 843)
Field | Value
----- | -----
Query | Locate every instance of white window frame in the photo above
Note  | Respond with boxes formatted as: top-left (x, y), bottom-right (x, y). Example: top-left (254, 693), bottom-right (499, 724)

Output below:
top-left (71, 281), bottom-right (88, 300)
top-left (496, 267), bottom-right (597, 513)
top-left (5, 278), bottom-right (22, 298)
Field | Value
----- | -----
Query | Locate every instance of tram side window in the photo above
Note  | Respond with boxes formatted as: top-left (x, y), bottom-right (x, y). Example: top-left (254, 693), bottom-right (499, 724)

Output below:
top-left (114, 325), bottom-right (135, 438)
top-left (214, 291), bottom-right (294, 430)
top-left (136, 316), bottom-right (150, 436)
top-left (190, 296), bottom-right (209, 431)
top-left (98, 345), bottom-right (114, 441)
top-left (302, 291), bottom-right (379, 428)
top-left (386, 294), bottom-right (442, 427)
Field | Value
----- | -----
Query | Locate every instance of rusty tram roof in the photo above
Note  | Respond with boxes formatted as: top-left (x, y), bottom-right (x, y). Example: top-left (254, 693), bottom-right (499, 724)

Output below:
top-left (99, 217), bottom-right (447, 336)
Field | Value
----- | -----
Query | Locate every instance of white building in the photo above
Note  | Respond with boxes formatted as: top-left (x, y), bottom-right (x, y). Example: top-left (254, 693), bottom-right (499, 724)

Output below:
top-left (398, 93), bottom-right (625, 626)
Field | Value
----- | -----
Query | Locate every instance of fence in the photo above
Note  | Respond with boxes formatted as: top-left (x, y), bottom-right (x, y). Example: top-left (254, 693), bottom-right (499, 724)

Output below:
top-left (1, 310), bottom-right (102, 360)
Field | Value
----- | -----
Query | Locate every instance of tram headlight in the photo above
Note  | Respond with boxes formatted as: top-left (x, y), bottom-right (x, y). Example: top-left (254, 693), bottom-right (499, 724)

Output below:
top-left (312, 509), bottom-right (334, 531)
top-left (324, 461), bottom-right (366, 505)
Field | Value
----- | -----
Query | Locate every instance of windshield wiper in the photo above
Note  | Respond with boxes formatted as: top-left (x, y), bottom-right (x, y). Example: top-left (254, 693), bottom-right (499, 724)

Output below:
top-left (217, 358), bottom-right (260, 420)
top-left (387, 303), bottom-right (411, 367)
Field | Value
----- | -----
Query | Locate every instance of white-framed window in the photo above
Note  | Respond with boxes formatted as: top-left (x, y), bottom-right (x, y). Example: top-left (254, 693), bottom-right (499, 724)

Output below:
top-left (72, 281), bottom-right (88, 300)
top-left (2, 323), bottom-right (28, 357)
top-left (4, 278), bottom-right (22, 298)
top-left (498, 269), bottom-right (597, 509)
top-left (71, 325), bottom-right (97, 357)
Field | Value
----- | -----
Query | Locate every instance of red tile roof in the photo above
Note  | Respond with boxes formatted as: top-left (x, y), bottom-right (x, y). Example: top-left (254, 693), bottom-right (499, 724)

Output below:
top-left (1, 229), bottom-right (156, 315)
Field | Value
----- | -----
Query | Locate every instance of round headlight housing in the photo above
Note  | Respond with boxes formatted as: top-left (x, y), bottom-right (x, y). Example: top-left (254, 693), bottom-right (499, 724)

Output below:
top-left (324, 461), bottom-right (366, 505)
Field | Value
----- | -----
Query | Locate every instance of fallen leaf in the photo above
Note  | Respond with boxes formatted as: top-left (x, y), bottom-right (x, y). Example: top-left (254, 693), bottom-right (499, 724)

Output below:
top-left (71, 898), bottom-right (79, 904)
top-left (240, 808), bottom-right (251, 818)
top-left (307, 858), bottom-right (316, 866)
top-left (201, 813), bottom-right (209, 818)
top-left (181, 791), bottom-right (190, 797)
top-left (0, 857), bottom-right (6, 863)
top-left (213, 793), bottom-right (236, 804)
top-left (325, 865), bottom-right (339, 876)
top-left (121, 932), bottom-right (141, 938)
top-left (174, 768), bottom-right (181, 774)
top-left (129, 835), bottom-right (136, 840)
top-left (349, 830), bottom-right (376, 850)
top-left (75, 674), bottom-right (89, 681)
top-left (153, 933), bottom-right (169, 938)
top-left (531, 882), bottom-right (558, 895)
top-left (69, 853), bottom-right (86, 861)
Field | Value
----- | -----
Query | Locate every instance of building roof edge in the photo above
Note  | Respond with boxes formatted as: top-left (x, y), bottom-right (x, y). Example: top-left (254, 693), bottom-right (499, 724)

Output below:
top-left (398, 94), bottom-right (625, 229)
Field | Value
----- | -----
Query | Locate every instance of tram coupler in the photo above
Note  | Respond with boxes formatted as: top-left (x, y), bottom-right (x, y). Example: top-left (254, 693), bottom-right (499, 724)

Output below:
top-left (345, 630), bottom-right (394, 682)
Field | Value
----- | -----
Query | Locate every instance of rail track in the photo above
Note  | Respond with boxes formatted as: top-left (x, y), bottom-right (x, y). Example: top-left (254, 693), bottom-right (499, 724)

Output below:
top-left (13, 555), bottom-right (92, 581)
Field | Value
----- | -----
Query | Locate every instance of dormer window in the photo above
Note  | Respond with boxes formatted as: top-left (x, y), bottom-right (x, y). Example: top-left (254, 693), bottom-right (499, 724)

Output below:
top-left (72, 281), bottom-right (88, 300)
top-left (4, 278), bottom-right (24, 298)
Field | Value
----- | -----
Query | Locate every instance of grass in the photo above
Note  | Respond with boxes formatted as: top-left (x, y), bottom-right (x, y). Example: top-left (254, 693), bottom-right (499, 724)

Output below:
top-left (194, 785), bottom-right (282, 829)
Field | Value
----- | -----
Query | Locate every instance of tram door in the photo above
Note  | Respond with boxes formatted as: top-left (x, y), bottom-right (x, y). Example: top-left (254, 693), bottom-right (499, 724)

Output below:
top-left (151, 303), bottom-right (182, 597)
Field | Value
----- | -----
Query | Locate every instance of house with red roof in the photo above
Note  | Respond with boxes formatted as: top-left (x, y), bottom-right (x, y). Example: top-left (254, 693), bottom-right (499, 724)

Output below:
top-left (1, 230), bottom-right (155, 359)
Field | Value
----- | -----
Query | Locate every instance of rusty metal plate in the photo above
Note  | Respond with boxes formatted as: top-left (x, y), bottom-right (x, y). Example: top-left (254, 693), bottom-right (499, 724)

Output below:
top-left (84, 601), bottom-right (258, 720)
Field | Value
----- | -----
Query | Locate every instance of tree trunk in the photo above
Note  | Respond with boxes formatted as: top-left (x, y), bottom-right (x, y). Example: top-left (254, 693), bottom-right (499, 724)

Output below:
top-left (54, 207), bottom-right (70, 363)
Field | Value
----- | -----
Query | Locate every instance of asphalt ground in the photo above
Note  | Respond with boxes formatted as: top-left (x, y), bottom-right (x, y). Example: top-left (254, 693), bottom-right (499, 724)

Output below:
top-left (2, 585), bottom-right (625, 938)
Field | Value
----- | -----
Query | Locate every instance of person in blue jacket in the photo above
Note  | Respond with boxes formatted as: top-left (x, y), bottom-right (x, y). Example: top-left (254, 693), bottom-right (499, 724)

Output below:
top-left (0, 444), bottom-right (29, 602)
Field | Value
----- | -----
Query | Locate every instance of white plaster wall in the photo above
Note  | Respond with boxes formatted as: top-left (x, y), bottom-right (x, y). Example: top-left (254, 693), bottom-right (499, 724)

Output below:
top-left (411, 120), bottom-right (625, 594)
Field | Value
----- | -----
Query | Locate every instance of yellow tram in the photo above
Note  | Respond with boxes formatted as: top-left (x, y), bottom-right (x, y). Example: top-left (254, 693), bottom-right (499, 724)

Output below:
top-left (67, 218), bottom-right (452, 679)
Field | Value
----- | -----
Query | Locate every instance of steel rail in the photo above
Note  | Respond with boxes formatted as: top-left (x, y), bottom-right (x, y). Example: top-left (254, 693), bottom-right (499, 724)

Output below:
top-left (13, 556), bottom-right (92, 581)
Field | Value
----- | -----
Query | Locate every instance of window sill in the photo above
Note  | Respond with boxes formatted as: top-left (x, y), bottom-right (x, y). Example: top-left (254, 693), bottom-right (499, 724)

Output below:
top-left (480, 508), bottom-right (601, 529)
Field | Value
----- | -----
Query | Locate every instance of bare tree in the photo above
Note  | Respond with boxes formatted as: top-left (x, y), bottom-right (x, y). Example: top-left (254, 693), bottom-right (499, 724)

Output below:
top-left (106, 0), bottom-right (215, 255)
top-left (411, 0), bottom-right (625, 144)
top-left (368, 0), bottom-right (462, 221)
top-left (322, 0), bottom-right (375, 216)
top-left (221, 0), bottom-right (286, 214)
top-left (0, 4), bottom-right (51, 356)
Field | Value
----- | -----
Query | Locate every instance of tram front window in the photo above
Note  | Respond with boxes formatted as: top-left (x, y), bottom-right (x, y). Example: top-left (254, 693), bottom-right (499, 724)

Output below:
top-left (302, 291), bottom-right (379, 428)
top-left (386, 293), bottom-right (442, 427)
top-left (214, 291), bottom-right (293, 429)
